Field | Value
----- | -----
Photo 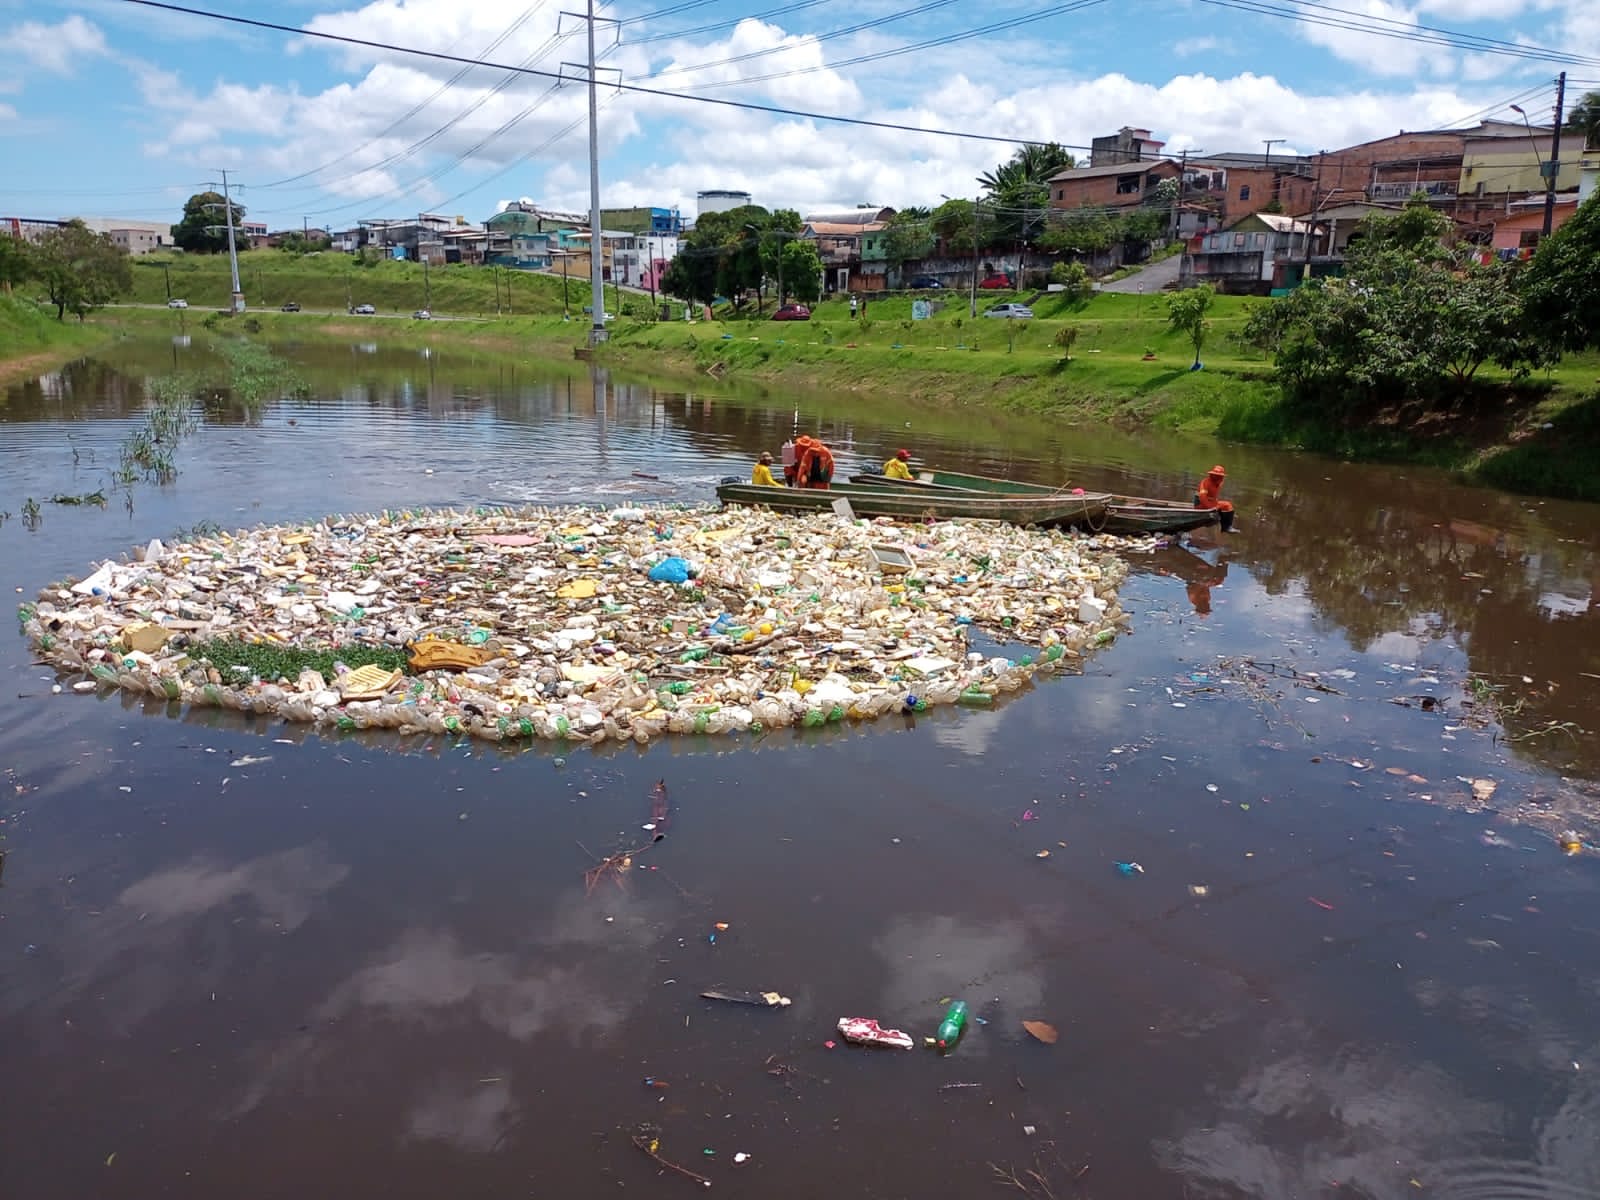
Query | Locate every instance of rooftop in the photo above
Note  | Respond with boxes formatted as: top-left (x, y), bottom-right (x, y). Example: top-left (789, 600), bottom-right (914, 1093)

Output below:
top-left (1048, 158), bottom-right (1178, 182)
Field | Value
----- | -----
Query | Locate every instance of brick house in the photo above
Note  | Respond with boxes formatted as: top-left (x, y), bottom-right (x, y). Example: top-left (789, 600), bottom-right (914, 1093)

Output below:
top-left (1047, 159), bottom-right (1182, 214)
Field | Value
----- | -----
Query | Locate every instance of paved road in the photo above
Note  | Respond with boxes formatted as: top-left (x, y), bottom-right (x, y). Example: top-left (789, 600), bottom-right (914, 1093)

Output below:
top-left (1097, 252), bottom-right (1185, 294)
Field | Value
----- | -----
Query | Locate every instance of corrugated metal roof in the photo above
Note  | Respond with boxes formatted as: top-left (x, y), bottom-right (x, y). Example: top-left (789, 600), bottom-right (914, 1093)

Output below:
top-left (1047, 159), bottom-right (1179, 182)
top-left (802, 208), bottom-right (894, 226)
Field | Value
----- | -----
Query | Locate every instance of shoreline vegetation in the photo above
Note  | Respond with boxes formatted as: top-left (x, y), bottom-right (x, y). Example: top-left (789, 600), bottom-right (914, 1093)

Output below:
top-left (4, 246), bottom-right (1599, 502)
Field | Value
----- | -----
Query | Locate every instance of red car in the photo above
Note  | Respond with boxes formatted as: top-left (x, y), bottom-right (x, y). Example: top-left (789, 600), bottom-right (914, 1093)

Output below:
top-left (772, 304), bottom-right (811, 321)
top-left (978, 274), bottom-right (1013, 289)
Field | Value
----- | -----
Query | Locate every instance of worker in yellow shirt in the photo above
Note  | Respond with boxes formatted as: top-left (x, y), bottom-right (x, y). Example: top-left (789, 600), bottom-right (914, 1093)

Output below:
top-left (751, 451), bottom-right (781, 487)
top-left (883, 448), bottom-right (914, 480)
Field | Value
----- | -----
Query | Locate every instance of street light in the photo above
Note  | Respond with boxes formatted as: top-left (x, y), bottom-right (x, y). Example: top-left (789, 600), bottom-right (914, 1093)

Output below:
top-left (934, 192), bottom-right (972, 316)
top-left (1509, 104), bottom-right (1549, 179)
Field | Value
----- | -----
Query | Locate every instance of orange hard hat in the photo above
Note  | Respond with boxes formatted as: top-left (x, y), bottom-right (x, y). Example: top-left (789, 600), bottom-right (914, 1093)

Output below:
top-left (896, 449), bottom-right (911, 460)
top-left (1207, 464), bottom-right (1226, 477)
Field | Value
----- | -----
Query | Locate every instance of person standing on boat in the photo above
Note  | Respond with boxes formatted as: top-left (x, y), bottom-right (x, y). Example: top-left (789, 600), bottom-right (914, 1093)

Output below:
top-left (794, 437), bottom-right (835, 489)
top-left (883, 448), bottom-right (914, 480)
top-left (751, 452), bottom-right (782, 487)
top-left (1195, 464), bottom-right (1236, 533)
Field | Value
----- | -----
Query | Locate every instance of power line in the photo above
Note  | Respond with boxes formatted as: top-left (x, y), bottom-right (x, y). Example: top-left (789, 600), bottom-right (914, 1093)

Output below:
top-left (624, 0), bottom-right (837, 45)
top-left (637, 0), bottom-right (965, 82)
top-left (681, 0), bottom-right (1109, 93)
top-left (1194, 0), bottom-right (1600, 70)
top-left (115, 1), bottom-right (1080, 151)
top-left (257, 2), bottom-right (559, 190)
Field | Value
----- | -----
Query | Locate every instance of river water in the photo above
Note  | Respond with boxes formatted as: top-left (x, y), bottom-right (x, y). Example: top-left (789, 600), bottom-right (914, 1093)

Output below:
top-left (3, 337), bottom-right (1599, 1200)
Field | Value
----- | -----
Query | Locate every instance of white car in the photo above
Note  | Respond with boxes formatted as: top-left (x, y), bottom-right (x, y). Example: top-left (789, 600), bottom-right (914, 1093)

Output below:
top-left (352, 303), bottom-right (376, 315)
top-left (167, 298), bottom-right (188, 309)
top-left (412, 309), bottom-right (432, 320)
top-left (984, 303), bottom-right (1033, 319)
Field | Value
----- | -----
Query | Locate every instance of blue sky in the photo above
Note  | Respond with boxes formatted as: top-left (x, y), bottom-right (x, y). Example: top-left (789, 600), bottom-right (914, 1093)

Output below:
top-left (1, 0), bottom-right (1595, 231)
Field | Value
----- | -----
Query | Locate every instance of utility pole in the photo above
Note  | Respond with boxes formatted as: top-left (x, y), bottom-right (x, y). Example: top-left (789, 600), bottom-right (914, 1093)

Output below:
top-left (584, 0), bottom-right (607, 343)
top-left (423, 257), bottom-right (431, 311)
top-left (206, 169), bottom-right (245, 313)
top-left (1545, 71), bottom-right (1567, 238)
top-left (970, 200), bottom-right (980, 318)
top-left (1262, 138), bottom-right (1284, 167)
top-left (1303, 153), bottom-right (1326, 269)
top-left (1170, 148), bottom-right (1189, 241)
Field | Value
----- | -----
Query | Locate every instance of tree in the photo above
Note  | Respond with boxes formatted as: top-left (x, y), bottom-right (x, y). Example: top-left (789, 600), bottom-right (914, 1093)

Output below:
top-left (1521, 190), bottom-right (1600, 352)
top-left (172, 190), bottom-right (242, 254)
top-left (881, 210), bottom-right (936, 269)
top-left (0, 234), bottom-right (30, 294)
top-left (1243, 230), bottom-right (1544, 413)
top-left (1166, 285), bottom-right (1214, 369)
top-left (978, 142), bottom-right (1078, 246)
top-left (276, 231), bottom-right (332, 254)
top-left (758, 208), bottom-right (803, 305)
top-left (1566, 90), bottom-right (1600, 149)
top-left (930, 198), bottom-right (992, 253)
top-left (779, 239), bottom-right (823, 304)
top-left (30, 220), bottom-right (133, 320)
top-left (660, 205), bottom-right (772, 310)
top-left (1048, 260), bottom-right (1092, 300)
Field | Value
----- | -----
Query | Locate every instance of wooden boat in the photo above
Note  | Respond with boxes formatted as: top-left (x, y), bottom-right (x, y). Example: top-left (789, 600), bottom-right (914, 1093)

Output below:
top-left (847, 469), bottom-right (1220, 536)
top-left (714, 482), bottom-right (1110, 528)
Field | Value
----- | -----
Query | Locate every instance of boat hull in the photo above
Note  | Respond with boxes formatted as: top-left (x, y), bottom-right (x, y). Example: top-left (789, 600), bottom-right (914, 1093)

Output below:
top-left (846, 471), bottom-right (1220, 535)
top-left (714, 483), bottom-right (1109, 528)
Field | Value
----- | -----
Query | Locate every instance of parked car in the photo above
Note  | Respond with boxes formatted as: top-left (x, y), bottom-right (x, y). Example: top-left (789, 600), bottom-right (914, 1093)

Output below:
top-left (984, 303), bottom-right (1034, 319)
top-left (412, 309), bottom-right (432, 320)
top-left (280, 301), bottom-right (301, 312)
top-left (978, 274), bottom-right (1013, 289)
top-left (167, 298), bottom-right (188, 309)
top-left (771, 304), bottom-right (811, 321)
top-left (581, 305), bottom-right (616, 320)
top-left (352, 303), bottom-right (376, 315)
top-left (907, 276), bottom-right (942, 289)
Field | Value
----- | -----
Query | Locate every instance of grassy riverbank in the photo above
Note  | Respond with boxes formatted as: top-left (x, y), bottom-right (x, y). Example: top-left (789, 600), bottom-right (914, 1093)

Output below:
top-left (125, 249), bottom-right (583, 316)
top-left (0, 294), bottom-right (115, 387)
top-left (12, 266), bottom-right (1600, 500)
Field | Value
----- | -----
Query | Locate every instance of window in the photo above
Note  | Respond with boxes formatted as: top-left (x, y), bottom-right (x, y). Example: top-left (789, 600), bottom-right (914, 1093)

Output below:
top-left (1239, 185), bottom-right (1251, 201)
top-left (1519, 229), bottom-right (1541, 250)
top-left (1233, 233), bottom-right (1246, 247)
top-left (1117, 173), bottom-right (1141, 194)
top-left (1055, 188), bottom-right (1063, 201)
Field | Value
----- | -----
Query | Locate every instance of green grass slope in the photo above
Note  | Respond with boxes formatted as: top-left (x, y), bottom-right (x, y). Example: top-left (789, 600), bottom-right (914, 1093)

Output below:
top-left (125, 250), bottom-right (581, 316)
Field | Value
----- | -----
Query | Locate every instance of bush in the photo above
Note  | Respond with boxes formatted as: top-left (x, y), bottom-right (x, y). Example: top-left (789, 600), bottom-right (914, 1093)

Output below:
top-left (1053, 324), bottom-right (1080, 355)
top-left (1049, 261), bottom-right (1093, 301)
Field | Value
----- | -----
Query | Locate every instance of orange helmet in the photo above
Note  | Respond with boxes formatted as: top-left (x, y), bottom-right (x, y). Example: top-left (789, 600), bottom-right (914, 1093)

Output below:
top-left (1207, 464), bottom-right (1226, 477)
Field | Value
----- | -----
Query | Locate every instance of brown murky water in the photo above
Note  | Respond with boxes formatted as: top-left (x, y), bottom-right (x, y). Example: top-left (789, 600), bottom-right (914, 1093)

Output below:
top-left (2, 338), bottom-right (1599, 1200)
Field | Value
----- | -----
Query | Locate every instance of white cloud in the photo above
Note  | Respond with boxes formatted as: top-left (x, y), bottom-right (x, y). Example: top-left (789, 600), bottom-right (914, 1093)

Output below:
top-left (11, 14), bottom-right (108, 74)
top-left (1173, 34), bottom-right (1231, 56)
top-left (1287, 0), bottom-right (1448, 78)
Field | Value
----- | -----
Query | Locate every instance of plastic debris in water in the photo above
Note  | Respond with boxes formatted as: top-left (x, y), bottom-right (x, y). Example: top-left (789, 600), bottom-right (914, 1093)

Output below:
top-left (702, 989), bottom-right (790, 1007)
top-left (1114, 861), bottom-right (1144, 876)
top-left (836, 1017), bottom-right (915, 1050)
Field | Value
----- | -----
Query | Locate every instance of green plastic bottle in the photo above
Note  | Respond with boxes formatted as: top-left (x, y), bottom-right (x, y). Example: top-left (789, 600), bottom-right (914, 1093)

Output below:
top-left (936, 1000), bottom-right (968, 1049)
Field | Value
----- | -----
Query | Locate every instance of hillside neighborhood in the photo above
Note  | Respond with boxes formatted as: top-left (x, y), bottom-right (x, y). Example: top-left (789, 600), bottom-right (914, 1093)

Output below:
top-left (7, 116), bottom-right (1600, 303)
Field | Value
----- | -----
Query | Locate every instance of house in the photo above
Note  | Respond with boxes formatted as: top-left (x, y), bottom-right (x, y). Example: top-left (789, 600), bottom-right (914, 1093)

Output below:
top-left (802, 207), bottom-right (895, 293)
top-left (556, 228), bottom-right (628, 282)
top-left (355, 214), bottom-right (457, 263)
top-left (601, 207), bottom-right (684, 237)
top-left (1581, 147), bottom-right (1600, 205)
top-left (484, 207), bottom-right (558, 269)
top-left (1489, 197), bottom-right (1581, 255)
top-left (3, 216), bottom-right (67, 243)
top-left (612, 232), bottom-right (680, 290)
top-left (1047, 159), bottom-right (1182, 215)
top-left (1090, 126), bottom-right (1165, 166)
top-left (1180, 152), bottom-right (1313, 225)
top-left (1179, 212), bottom-right (1320, 294)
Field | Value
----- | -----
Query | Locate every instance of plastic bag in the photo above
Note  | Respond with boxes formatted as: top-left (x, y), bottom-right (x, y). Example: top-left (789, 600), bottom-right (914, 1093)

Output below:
top-left (648, 556), bottom-right (691, 584)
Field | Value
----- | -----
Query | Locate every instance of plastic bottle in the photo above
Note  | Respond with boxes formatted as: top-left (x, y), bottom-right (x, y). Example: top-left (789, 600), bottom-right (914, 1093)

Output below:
top-left (936, 1000), bottom-right (968, 1049)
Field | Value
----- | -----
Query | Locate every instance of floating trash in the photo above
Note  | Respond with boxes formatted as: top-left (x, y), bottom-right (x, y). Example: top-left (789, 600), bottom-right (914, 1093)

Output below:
top-left (20, 504), bottom-right (1141, 746)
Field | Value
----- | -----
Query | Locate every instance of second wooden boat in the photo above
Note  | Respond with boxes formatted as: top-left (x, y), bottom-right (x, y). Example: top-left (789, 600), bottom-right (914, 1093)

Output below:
top-left (714, 482), bottom-right (1109, 528)
top-left (846, 470), bottom-right (1220, 536)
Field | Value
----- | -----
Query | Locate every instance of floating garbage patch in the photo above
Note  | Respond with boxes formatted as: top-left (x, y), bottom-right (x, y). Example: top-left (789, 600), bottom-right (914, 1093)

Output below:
top-left (18, 504), bottom-right (1141, 745)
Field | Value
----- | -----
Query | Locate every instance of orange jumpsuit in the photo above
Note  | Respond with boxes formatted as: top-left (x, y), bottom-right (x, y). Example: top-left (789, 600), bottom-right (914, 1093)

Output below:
top-left (1196, 473), bottom-right (1233, 513)
top-left (795, 439), bottom-right (835, 489)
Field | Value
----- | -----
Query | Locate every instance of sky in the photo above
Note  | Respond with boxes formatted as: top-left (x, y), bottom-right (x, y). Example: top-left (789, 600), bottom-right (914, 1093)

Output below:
top-left (1, 0), bottom-right (1597, 231)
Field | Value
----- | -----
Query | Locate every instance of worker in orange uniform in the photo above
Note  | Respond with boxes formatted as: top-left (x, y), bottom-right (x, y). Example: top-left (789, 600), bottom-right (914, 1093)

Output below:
top-left (883, 448), bottom-right (914, 480)
top-left (794, 436), bottom-right (835, 489)
top-left (1195, 464), bottom-right (1236, 533)
top-left (751, 452), bottom-right (781, 487)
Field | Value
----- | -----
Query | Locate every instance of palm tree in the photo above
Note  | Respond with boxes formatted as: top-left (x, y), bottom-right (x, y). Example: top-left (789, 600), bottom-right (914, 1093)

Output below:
top-left (977, 143), bottom-right (1078, 196)
top-left (1567, 90), bottom-right (1600, 149)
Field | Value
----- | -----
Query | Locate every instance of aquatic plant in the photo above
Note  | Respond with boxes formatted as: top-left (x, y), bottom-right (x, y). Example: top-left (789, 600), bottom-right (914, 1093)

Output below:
top-left (188, 638), bottom-right (410, 683)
